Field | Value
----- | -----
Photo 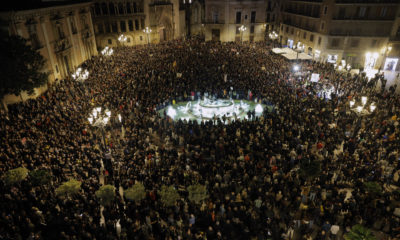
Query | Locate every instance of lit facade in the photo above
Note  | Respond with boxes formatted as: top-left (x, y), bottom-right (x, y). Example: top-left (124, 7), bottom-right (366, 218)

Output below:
top-left (0, 2), bottom-right (97, 104)
top-left (279, 0), bottom-right (400, 71)
top-left (91, 0), bottom-right (182, 48)
top-left (191, 0), bottom-right (265, 42)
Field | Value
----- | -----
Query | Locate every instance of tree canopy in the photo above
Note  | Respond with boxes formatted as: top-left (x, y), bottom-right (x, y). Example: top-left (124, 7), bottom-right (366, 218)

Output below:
top-left (0, 29), bottom-right (48, 99)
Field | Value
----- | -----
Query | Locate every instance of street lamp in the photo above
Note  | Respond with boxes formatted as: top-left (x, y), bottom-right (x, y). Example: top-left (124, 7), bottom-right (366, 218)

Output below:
top-left (380, 45), bottom-right (393, 71)
top-left (269, 31), bottom-right (278, 48)
top-left (143, 27), bottom-right (152, 45)
top-left (118, 34), bottom-right (127, 46)
top-left (101, 46), bottom-right (114, 56)
top-left (72, 67), bottom-right (89, 82)
top-left (88, 107), bottom-right (112, 149)
top-left (293, 65), bottom-right (300, 72)
top-left (239, 25), bottom-right (247, 43)
top-left (183, 0), bottom-right (192, 38)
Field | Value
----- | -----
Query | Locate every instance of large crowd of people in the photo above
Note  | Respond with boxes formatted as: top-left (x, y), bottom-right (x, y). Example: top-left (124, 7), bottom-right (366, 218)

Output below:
top-left (1, 38), bottom-right (400, 240)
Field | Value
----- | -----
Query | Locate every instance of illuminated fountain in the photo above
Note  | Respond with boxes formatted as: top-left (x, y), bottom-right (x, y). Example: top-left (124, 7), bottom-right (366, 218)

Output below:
top-left (162, 96), bottom-right (267, 123)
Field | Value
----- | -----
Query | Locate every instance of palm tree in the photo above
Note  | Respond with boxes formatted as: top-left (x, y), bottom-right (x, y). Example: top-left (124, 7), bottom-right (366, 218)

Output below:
top-left (344, 225), bottom-right (376, 240)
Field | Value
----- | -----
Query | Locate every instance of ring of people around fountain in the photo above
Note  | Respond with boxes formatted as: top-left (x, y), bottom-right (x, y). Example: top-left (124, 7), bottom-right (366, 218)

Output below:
top-left (159, 97), bottom-right (270, 124)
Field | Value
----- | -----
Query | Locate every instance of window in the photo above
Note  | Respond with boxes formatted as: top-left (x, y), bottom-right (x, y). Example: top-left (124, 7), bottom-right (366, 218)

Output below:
top-left (303, 32), bottom-right (307, 39)
top-left (133, 2), bottom-right (137, 13)
top-left (281, 25), bottom-right (283, 31)
top-left (267, 1), bottom-right (271, 11)
top-left (380, 7), bottom-right (387, 17)
top-left (140, 36), bottom-right (143, 41)
top-left (350, 39), bottom-right (359, 47)
top-left (236, 12), bottom-right (241, 24)
top-left (109, 3), bottom-right (115, 15)
top-left (250, 25), bottom-right (254, 34)
top-left (70, 17), bottom-right (77, 34)
top-left (318, 37), bottom-right (321, 45)
top-left (251, 11), bottom-right (256, 23)
top-left (245, 15), bottom-right (247, 20)
top-left (213, 11), bottom-right (219, 23)
top-left (338, 7), bottom-right (345, 19)
top-left (331, 38), bottom-right (339, 47)
top-left (118, 3), bottom-right (124, 15)
top-left (266, 13), bottom-right (270, 22)
top-left (324, 6), bottom-right (328, 15)
top-left (56, 24), bottom-right (64, 39)
top-left (310, 34), bottom-right (314, 42)
top-left (358, 7), bottom-right (366, 17)
top-left (128, 20), bottom-right (134, 31)
top-left (290, 28), bottom-right (294, 34)
top-left (111, 22), bottom-right (117, 32)
top-left (27, 24), bottom-right (41, 49)
top-left (320, 22), bottom-right (325, 30)
top-left (108, 39), bottom-right (112, 44)
top-left (98, 23), bottom-right (104, 34)
top-left (285, 26), bottom-right (288, 33)
top-left (127, 37), bottom-right (131, 43)
top-left (236, 26), bottom-right (240, 35)
top-left (105, 22), bottom-right (111, 33)
top-left (272, 14), bottom-right (275, 22)
top-left (371, 39), bottom-right (377, 48)
top-left (397, 27), bottom-right (400, 36)
top-left (101, 3), bottom-right (108, 15)
top-left (135, 19), bottom-right (139, 30)
top-left (127, 3), bottom-right (131, 14)
top-left (120, 21), bottom-right (126, 32)
top-left (95, 3), bottom-right (101, 15)
top-left (140, 19), bottom-right (144, 29)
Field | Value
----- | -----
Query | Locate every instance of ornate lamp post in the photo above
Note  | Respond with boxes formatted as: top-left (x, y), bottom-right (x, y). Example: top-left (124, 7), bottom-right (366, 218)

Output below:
top-left (239, 25), bottom-right (247, 43)
top-left (118, 34), bottom-right (127, 46)
top-left (268, 31), bottom-right (278, 48)
top-left (143, 27), bottom-right (152, 45)
top-left (88, 107), bottom-right (111, 149)
top-left (72, 67), bottom-right (89, 82)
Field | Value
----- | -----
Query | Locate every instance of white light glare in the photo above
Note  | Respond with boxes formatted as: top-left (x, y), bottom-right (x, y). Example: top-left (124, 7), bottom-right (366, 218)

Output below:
top-left (293, 65), bottom-right (300, 71)
top-left (255, 104), bottom-right (263, 113)
top-left (370, 104), bottom-right (376, 112)
top-left (349, 100), bottom-right (355, 108)
top-left (167, 106), bottom-right (177, 119)
top-left (361, 96), bottom-right (367, 105)
top-left (357, 106), bottom-right (363, 113)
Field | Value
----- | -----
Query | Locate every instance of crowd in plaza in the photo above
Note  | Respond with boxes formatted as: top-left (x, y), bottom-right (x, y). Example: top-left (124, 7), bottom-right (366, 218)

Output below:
top-left (1, 37), bottom-right (400, 240)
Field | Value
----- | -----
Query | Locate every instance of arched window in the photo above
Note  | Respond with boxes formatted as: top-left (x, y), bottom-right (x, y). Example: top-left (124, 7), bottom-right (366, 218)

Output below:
top-left (126, 3), bottom-right (131, 14)
top-left (101, 3), bottom-right (108, 15)
top-left (109, 3), bottom-right (115, 15)
top-left (95, 3), bottom-right (101, 15)
top-left (118, 3), bottom-right (124, 15)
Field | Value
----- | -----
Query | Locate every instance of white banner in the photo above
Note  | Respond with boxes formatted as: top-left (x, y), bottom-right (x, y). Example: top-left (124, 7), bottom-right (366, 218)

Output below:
top-left (310, 73), bottom-right (320, 82)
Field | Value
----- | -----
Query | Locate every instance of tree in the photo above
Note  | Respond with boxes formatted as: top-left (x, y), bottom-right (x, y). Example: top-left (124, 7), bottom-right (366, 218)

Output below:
top-left (55, 179), bottom-right (81, 197)
top-left (159, 185), bottom-right (180, 207)
top-left (299, 159), bottom-right (321, 180)
top-left (187, 184), bottom-right (208, 204)
top-left (124, 182), bottom-right (146, 203)
top-left (363, 182), bottom-right (382, 197)
top-left (0, 29), bottom-right (48, 99)
top-left (29, 169), bottom-right (51, 186)
top-left (344, 224), bottom-right (376, 240)
top-left (3, 167), bottom-right (29, 185)
top-left (95, 185), bottom-right (115, 206)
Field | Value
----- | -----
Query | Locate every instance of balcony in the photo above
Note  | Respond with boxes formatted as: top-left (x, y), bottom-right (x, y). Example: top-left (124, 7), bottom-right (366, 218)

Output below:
top-left (288, 0), bottom-right (322, 2)
top-left (335, 0), bottom-right (399, 4)
top-left (282, 20), bottom-right (316, 32)
top-left (329, 29), bottom-right (389, 37)
top-left (283, 10), bottom-right (320, 19)
top-left (54, 38), bottom-right (71, 53)
top-left (332, 16), bottom-right (395, 21)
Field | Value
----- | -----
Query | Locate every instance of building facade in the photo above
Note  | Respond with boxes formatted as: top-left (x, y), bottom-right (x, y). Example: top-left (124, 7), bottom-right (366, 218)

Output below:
top-left (192, 0), bottom-right (265, 42)
top-left (92, 0), bottom-right (182, 48)
top-left (1, 1), bottom-right (97, 104)
top-left (279, 0), bottom-right (400, 71)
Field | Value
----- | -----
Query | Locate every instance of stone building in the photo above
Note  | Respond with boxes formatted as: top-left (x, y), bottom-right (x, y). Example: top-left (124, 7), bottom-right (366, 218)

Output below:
top-left (279, 0), bottom-right (400, 71)
top-left (189, 0), bottom-right (266, 42)
top-left (91, 0), bottom-right (182, 48)
top-left (1, 0), bottom-right (97, 104)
